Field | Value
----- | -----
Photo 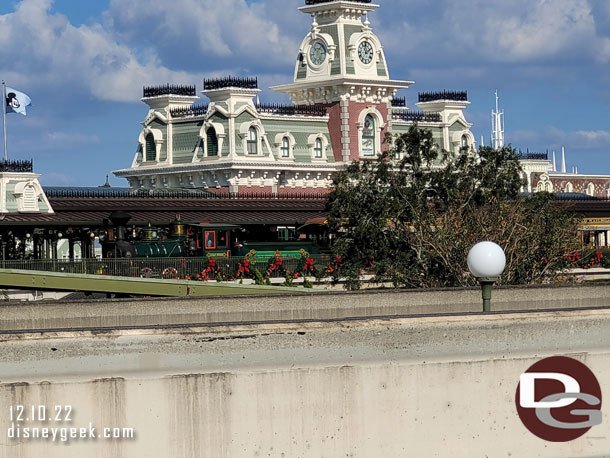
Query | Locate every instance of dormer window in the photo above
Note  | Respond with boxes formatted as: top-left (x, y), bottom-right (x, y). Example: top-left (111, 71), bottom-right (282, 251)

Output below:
top-left (281, 137), bottom-right (290, 158)
top-left (314, 138), bottom-right (323, 158)
top-left (14, 181), bottom-right (41, 213)
top-left (145, 133), bottom-right (156, 161)
top-left (309, 134), bottom-right (328, 161)
top-left (247, 127), bottom-right (258, 155)
top-left (207, 127), bottom-right (218, 157)
top-left (461, 134), bottom-right (468, 148)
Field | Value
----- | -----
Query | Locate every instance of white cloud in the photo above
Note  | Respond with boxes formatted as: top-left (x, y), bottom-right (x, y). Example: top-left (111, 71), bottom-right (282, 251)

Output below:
top-left (512, 126), bottom-right (610, 150)
top-left (104, 0), bottom-right (303, 73)
top-left (377, 0), bottom-right (610, 77)
top-left (0, 0), bottom-right (195, 103)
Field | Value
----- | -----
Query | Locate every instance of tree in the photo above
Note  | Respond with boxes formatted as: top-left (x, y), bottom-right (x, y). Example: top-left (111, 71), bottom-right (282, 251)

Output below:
top-left (326, 126), bottom-right (581, 289)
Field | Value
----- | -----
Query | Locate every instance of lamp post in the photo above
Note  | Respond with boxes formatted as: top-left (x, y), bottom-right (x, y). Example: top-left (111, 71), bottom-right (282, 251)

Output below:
top-left (467, 241), bottom-right (506, 312)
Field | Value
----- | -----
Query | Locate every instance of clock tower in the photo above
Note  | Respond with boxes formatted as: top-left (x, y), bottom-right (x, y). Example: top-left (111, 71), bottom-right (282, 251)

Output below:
top-left (272, 0), bottom-right (413, 162)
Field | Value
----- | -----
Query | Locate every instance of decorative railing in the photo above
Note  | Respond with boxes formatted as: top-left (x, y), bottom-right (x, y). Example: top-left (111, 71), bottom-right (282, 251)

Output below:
top-left (305, 0), bottom-right (371, 4)
top-left (203, 76), bottom-right (258, 91)
top-left (256, 103), bottom-right (327, 117)
top-left (43, 187), bottom-right (328, 200)
top-left (0, 159), bottom-right (33, 173)
top-left (170, 104), bottom-right (209, 118)
top-left (554, 194), bottom-right (608, 201)
top-left (392, 111), bottom-right (442, 123)
top-left (516, 150), bottom-right (548, 161)
top-left (0, 255), bottom-right (332, 281)
top-left (418, 91), bottom-right (468, 103)
top-left (391, 97), bottom-right (406, 107)
top-left (44, 188), bottom-right (214, 199)
top-left (143, 84), bottom-right (197, 98)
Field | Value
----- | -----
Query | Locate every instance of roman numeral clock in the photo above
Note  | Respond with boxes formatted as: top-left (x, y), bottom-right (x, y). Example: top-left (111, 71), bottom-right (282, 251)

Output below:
top-left (358, 40), bottom-right (374, 64)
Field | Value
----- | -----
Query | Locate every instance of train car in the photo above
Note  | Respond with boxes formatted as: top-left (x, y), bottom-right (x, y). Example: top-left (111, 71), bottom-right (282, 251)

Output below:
top-left (100, 212), bottom-right (326, 259)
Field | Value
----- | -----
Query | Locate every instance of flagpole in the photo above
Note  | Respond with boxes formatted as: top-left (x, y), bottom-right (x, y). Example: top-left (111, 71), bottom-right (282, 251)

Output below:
top-left (1, 80), bottom-right (7, 162)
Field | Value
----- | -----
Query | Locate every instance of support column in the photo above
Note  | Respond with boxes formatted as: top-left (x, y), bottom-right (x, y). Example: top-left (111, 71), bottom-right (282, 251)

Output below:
top-left (51, 238), bottom-right (58, 260)
top-left (44, 235), bottom-right (51, 259)
top-left (68, 237), bottom-right (75, 261)
top-left (81, 236), bottom-right (89, 259)
top-left (33, 235), bottom-right (39, 259)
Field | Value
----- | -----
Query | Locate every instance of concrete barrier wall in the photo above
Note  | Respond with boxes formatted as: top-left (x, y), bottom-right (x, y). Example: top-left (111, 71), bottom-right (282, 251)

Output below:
top-left (1, 282), bottom-right (610, 332)
top-left (1, 308), bottom-right (610, 457)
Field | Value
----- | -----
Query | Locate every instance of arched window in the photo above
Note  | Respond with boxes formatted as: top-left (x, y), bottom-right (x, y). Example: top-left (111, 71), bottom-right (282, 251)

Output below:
top-left (461, 134), bottom-right (468, 148)
top-left (545, 182), bottom-right (553, 193)
top-left (247, 127), bottom-right (258, 155)
top-left (207, 127), bottom-right (218, 157)
top-left (145, 133), bottom-right (156, 161)
top-left (362, 115), bottom-right (375, 156)
top-left (565, 182), bottom-right (573, 193)
top-left (314, 138), bottom-right (323, 158)
top-left (586, 183), bottom-right (595, 196)
top-left (281, 137), bottom-right (290, 158)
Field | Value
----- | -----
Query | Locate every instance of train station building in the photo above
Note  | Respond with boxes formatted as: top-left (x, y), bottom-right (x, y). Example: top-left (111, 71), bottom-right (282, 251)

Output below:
top-left (0, 0), bottom-right (609, 261)
top-left (112, 0), bottom-right (475, 195)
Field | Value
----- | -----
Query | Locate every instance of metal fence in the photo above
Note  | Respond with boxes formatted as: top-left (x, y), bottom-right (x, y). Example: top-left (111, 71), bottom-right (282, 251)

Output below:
top-left (143, 84), bottom-right (196, 98)
top-left (1, 255), bottom-right (333, 281)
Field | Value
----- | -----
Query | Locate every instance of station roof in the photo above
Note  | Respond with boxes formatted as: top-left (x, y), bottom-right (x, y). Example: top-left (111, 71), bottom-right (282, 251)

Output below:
top-left (1, 189), bottom-right (328, 228)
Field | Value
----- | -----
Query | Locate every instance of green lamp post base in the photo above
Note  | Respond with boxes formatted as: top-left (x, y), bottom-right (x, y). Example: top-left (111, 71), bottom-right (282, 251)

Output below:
top-left (478, 277), bottom-right (498, 312)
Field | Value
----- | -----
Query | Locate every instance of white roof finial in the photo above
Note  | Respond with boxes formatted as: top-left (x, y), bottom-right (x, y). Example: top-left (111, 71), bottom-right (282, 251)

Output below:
top-left (561, 146), bottom-right (567, 174)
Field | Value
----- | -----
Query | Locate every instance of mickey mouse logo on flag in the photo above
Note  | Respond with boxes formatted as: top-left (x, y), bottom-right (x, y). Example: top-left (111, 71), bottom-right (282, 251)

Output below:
top-left (5, 87), bottom-right (31, 116)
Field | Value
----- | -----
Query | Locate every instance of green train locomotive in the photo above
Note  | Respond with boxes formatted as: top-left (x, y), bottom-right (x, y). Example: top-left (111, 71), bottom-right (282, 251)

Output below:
top-left (100, 211), bottom-right (326, 260)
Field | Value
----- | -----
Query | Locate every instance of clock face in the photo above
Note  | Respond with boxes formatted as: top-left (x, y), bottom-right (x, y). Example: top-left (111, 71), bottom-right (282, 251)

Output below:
top-left (358, 41), bottom-right (374, 65)
top-left (309, 42), bottom-right (327, 66)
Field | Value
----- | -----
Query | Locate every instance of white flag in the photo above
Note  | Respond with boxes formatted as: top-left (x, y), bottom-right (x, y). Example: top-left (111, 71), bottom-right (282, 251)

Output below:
top-left (5, 87), bottom-right (32, 116)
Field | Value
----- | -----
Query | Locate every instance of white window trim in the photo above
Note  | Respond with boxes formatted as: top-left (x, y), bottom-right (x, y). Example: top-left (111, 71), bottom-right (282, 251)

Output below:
top-left (536, 174), bottom-right (553, 193)
top-left (307, 133), bottom-right (329, 162)
top-left (195, 121), bottom-right (225, 162)
top-left (357, 108), bottom-right (385, 158)
top-left (452, 131), bottom-right (475, 154)
top-left (14, 180), bottom-right (42, 213)
top-left (137, 128), bottom-right (164, 165)
top-left (239, 121), bottom-right (267, 157)
top-left (274, 132), bottom-right (296, 161)
top-left (586, 183), bottom-right (595, 196)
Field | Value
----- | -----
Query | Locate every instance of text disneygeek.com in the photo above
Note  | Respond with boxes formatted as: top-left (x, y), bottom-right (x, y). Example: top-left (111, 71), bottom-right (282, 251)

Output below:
top-left (7, 405), bottom-right (135, 443)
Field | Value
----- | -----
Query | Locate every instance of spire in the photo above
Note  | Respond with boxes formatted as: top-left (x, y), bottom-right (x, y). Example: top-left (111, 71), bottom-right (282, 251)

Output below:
top-left (561, 146), bottom-right (566, 174)
top-left (552, 151), bottom-right (557, 172)
top-left (100, 175), bottom-right (111, 188)
top-left (491, 90), bottom-right (504, 149)
top-left (480, 135), bottom-right (484, 147)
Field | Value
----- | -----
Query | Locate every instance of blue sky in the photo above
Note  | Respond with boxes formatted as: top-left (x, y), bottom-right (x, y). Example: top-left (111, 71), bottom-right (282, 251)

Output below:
top-left (1, 0), bottom-right (609, 186)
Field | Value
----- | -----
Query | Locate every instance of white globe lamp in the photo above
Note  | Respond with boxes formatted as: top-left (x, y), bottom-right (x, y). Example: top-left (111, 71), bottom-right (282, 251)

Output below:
top-left (467, 241), bottom-right (506, 312)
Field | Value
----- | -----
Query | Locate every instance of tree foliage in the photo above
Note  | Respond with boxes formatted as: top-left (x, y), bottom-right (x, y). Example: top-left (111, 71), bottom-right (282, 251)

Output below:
top-left (326, 126), bottom-right (581, 289)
